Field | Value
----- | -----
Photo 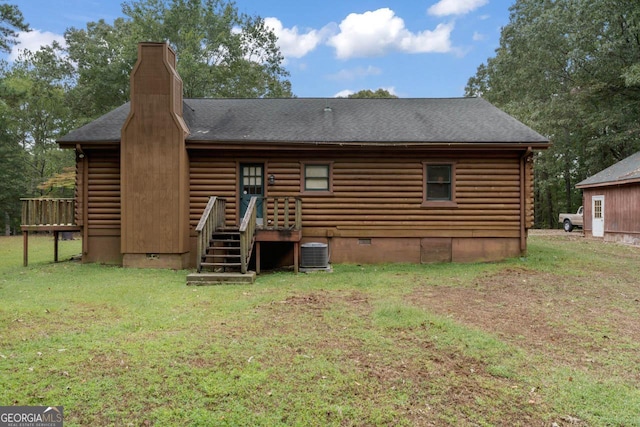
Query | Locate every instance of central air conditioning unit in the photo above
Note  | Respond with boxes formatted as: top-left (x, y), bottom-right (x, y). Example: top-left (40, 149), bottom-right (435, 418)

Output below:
top-left (300, 242), bottom-right (329, 269)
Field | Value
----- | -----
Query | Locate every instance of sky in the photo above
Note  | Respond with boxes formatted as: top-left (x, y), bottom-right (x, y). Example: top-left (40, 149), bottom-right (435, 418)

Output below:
top-left (7, 0), bottom-right (512, 98)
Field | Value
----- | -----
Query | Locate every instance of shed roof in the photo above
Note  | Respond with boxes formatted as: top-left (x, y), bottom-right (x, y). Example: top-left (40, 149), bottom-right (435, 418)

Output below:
top-left (58, 97), bottom-right (549, 147)
top-left (576, 151), bottom-right (640, 189)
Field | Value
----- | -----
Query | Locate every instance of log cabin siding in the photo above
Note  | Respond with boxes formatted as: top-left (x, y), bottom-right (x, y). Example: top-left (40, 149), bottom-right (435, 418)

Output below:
top-left (189, 157), bottom-right (238, 229)
top-left (188, 149), bottom-right (525, 238)
top-left (87, 150), bottom-right (120, 230)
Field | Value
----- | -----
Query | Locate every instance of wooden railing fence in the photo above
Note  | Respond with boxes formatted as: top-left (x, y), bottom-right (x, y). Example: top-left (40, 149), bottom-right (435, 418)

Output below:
top-left (21, 198), bottom-right (76, 227)
top-left (261, 197), bottom-right (302, 230)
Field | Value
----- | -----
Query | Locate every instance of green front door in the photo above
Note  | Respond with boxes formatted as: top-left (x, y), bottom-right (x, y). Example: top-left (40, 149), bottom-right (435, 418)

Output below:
top-left (240, 164), bottom-right (264, 222)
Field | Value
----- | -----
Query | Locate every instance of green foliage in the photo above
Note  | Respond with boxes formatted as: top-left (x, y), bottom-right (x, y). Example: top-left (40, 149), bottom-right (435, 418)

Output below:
top-left (65, 0), bottom-right (292, 118)
top-left (1, 44), bottom-right (77, 198)
top-left (466, 0), bottom-right (640, 227)
top-left (64, 18), bottom-right (136, 119)
top-left (0, 79), bottom-right (28, 233)
top-left (0, 3), bottom-right (29, 53)
top-left (346, 88), bottom-right (398, 98)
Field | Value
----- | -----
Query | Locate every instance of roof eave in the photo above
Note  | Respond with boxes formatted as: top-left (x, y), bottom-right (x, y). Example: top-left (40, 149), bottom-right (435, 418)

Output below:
top-left (576, 177), bottom-right (640, 189)
top-left (185, 140), bottom-right (550, 150)
top-left (57, 139), bottom-right (120, 149)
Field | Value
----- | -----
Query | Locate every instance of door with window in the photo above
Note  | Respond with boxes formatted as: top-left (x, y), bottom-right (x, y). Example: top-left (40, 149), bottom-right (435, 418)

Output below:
top-left (592, 195), bottom-right (604, 237)
top-left (240, 164), bottom-right (264, 224)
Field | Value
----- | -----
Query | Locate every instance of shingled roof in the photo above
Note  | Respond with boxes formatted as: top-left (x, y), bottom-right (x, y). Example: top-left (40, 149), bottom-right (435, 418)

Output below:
top-left (576, 151), bottom-right (640, 189)
top-left (58, 97), bottom-right (549, 146)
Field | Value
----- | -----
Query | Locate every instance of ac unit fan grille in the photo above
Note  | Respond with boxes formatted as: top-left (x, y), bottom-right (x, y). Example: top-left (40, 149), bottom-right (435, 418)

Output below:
top-left (300, 243), bottom-right (328, 268)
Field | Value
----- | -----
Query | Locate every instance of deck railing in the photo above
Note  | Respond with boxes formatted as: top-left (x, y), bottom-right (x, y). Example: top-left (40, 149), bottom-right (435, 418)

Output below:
top-left (261, 197), bottom-right (302, 230)
top-left (21, 198), bottom-right (76, 228)
top-left (239, 197), bottom-right (258, 274)
top-left (195, 197), bottom-right (226, 273)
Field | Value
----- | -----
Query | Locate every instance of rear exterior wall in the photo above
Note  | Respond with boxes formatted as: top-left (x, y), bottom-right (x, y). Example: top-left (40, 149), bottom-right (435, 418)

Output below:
top-left (78, 147), bottom-right (532, 266)
top-left (188, 148), bottom-right (531, 265)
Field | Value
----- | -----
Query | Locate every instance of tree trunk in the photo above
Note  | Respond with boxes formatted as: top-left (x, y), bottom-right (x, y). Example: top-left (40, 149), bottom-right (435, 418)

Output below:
top-left (4, 211), bottom-right (10, 236)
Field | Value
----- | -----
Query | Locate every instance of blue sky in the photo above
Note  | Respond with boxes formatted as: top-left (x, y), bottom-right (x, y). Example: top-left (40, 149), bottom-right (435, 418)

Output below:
top-left (8, 0), bottom-right (511, 98)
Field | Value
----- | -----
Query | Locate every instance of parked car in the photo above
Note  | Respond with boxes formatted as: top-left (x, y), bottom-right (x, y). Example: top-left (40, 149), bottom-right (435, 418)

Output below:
top-left (558, 206), bottom-right (583, 232)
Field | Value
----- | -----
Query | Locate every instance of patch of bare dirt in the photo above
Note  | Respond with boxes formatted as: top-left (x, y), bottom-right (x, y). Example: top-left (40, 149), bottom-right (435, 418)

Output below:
top-left (408, 266), bottom-right (640, 379)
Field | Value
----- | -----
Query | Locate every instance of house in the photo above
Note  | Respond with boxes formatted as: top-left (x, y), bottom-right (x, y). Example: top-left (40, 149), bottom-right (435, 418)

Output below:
top-left (576, 151), bottom-right (640, 245)
top-left (56, 42), bottom-right (549, 272)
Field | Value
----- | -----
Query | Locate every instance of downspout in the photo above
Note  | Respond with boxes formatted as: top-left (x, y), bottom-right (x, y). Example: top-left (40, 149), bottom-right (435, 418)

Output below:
top-left (519, 147), bottom-right (533, 254)
top-left (77, 144), bottom-right (89, 256)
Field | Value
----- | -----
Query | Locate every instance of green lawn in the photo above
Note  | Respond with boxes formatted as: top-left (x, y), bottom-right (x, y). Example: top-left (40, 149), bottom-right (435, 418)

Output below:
top-left (1, 234), bottom-right (639, 426)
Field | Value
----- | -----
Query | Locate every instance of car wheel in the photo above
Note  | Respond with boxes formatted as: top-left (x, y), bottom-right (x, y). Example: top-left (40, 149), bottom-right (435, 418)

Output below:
top-left (563, 219), bottom-right (573, 232)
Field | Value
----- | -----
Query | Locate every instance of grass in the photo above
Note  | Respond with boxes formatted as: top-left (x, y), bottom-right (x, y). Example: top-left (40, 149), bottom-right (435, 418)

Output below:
top-left (1, 234), bottom-right (639, 425)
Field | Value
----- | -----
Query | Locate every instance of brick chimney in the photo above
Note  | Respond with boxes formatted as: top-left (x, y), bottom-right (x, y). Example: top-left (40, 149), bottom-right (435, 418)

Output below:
top-left (120, 42), bottom-right (190, 268)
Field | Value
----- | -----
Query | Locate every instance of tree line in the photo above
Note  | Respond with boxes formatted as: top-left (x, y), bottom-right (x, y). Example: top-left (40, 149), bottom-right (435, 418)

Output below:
top-left (466, 0), bottom-right (640, 228)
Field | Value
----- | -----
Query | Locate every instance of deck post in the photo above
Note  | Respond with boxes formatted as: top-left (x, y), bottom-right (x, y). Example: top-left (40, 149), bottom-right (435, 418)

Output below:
top-left (54, 231), bottom-right (59, 263)
top-left (294, 241), bottom-right (299, 274)
top-left (23, 231), bottom-right (28, 267)
top-left (256, 242), bottom-right (261, 274)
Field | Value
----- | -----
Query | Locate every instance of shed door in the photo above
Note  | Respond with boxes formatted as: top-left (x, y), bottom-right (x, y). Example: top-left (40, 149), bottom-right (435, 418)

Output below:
top-left (240, 164), bottom-right (264, 223)
top-left (592, 195), bottom-right (604, 237)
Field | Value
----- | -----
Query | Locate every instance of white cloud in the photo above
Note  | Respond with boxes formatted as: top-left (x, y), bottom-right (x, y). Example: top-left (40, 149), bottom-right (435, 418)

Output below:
top-left (9, 30), bottom-right (66, 62)
top-left (472, 31), bottom-right (486, 41)
top-left (333, 86), bottom-right (398, 98)
top-left (381, 86), bottom-right (398, 96)
top-left (327, 65), bottom-right (382, 81)
top-left (264, 17), bottom-right (334, 59)
top-left (428, 0), bottom-right (489, 17)
top-left (334, 89), bottom-right (354, 98)
top-left (327, 8), bottom-right (453, 59)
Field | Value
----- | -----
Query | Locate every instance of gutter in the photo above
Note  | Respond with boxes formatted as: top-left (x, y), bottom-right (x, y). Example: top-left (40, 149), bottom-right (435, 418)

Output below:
top-left (520, 147), bottom-right (533, 254)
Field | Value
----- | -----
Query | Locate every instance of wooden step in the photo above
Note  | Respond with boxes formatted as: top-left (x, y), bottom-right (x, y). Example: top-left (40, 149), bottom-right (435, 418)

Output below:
top-left (206, 246), bottom-right (241, 252)
top-left (202, 254), bottom-right (241, 259)
top-left (201, 262), bottom-right (242, 267)
top-left (187, 271), bottom-right (256, 285)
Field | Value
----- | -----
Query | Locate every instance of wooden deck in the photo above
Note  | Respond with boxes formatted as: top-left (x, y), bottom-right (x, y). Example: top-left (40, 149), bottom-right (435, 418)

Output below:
top-left (20, 198), bottom-right (81, 266)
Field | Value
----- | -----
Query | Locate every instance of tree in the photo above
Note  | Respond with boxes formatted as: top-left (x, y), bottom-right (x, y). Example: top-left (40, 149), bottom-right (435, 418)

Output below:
top-left (65, 18), bottom-right (136, 119)
top-left (347, 89), bottom-right (398, 98)
top-left (65, 0), bottom-right (292, 118)
top-left (0, 78), bottom-right (28, 234)
top-left (0, 3), bottom-right (29, 53)
top-left (466, 0), bottom-right (640, 228)
top-left (2, 44), bottom-right (77, 199)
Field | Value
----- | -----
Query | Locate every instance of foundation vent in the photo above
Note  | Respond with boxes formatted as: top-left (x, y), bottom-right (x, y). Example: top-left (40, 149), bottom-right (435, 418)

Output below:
top-left (300, 242), bottom-right (329, 268)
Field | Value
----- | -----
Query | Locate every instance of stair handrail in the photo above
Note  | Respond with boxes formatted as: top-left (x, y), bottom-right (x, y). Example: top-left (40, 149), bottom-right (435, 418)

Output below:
top-left (239, 196), bottom-right (258, 274)
top-left (195, 196), bottom-right (226, 273)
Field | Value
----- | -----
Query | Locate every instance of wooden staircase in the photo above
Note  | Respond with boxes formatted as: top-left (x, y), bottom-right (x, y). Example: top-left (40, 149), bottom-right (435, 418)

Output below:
top-left (187, 195), bottom-right (302, 285)
top-left (187, 197), bottom-right (257, 285)
top-left (201, 227), bottom-right (243, 272)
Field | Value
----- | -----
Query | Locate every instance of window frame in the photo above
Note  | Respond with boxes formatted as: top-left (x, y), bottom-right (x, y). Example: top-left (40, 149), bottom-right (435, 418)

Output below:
top-left (300, 161), bottom-right (334, 195)
top-left (422, 161), bottom-right (457, 208)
